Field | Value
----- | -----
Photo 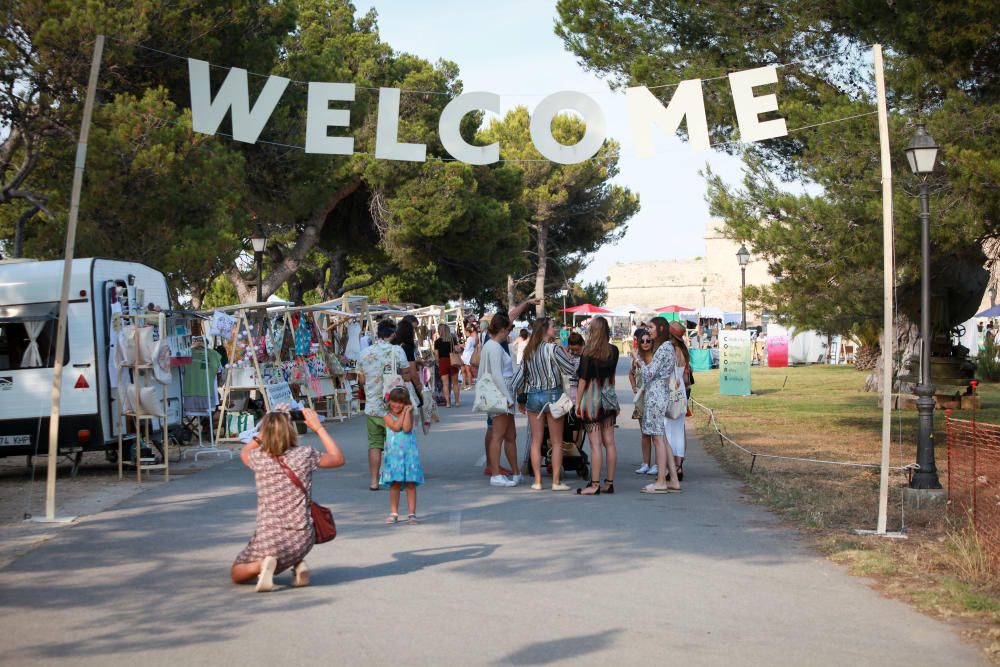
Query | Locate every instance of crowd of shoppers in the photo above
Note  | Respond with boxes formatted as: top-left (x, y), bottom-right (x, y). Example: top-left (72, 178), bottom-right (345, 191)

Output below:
top-left (232, 307), bottom-right (694, 592)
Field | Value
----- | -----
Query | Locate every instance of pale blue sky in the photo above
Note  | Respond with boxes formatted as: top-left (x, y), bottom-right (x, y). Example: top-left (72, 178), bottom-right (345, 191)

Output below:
top-left (353, 0), bottom-right (746, 286)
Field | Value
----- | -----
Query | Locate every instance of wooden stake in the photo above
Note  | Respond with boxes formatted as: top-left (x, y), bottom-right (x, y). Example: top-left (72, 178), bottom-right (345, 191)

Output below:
top-left (42, 35), bottom-right (104, 522)
top-left (873, 44), bottom-right (895, 535)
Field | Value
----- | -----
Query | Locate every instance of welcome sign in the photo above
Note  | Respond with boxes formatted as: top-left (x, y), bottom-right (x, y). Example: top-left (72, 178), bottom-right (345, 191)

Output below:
top-left (188, 59), bottom-right (788, 165)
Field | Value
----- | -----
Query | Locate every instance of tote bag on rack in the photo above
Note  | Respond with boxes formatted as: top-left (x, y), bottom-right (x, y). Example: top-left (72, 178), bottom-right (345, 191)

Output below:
top-left (119, 325), bottom-right (155, 366)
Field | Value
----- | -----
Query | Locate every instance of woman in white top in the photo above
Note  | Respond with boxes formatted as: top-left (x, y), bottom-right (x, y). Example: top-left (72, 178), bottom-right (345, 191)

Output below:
top-left (479, 313), bottom-right (521, 487)
top-left (461, 323), bottom-right (478, 390)
top-left (664, 321), bottom-right (690, 479)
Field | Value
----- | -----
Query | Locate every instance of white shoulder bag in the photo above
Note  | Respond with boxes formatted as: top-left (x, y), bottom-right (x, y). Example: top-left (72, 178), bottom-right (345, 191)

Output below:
top-left (474, 342), bottom-right (509, 415)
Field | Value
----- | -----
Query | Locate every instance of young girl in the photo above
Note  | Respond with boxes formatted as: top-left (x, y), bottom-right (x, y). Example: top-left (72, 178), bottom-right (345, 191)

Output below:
top-left (231, 406), bottom-right (345, 592)
top-left (381, 387), bottom-right (425, 524)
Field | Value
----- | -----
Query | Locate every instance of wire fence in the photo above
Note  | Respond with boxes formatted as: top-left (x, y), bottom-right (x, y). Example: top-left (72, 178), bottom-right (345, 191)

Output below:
top-left (690, 399), bottom-right (916, 474)
top-left (946, 415), bottom-right (1000, 561)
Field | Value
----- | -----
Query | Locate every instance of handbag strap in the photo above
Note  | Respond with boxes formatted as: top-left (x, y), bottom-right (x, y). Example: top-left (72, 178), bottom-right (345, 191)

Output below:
top-left (264, 439), bottom-right (310, 501)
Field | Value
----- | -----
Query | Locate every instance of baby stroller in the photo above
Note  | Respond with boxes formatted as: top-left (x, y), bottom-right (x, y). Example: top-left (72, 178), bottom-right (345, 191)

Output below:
top-left (524, 409), bottom-right (590, 479)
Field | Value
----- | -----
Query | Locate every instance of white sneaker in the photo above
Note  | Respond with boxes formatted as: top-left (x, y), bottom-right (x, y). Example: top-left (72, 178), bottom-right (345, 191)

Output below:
top-left (255, 556), bottom-right (277, 593)
top-left (635, 463), bottom-right (650, 474)
top-left (646, 465), bottom-right (659, 476)
top-left (490, 475), bottom-right (515, 487)
top-left (511, 474), bottom-right (523, 485)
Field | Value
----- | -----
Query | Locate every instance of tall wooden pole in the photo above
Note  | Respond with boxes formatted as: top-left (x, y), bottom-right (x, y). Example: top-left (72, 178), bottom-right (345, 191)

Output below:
top-left (873, 44), bottom-right (895, 534)
top-left (42, 35), bottom-right (104, 522)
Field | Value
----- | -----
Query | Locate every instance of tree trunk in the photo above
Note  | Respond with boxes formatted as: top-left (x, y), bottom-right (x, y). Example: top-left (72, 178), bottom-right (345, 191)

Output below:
top-left (533, 222), bottom-right (547, 318)
top-left (12, 205), bottom-right (38, 258)
top-left (506, 274), bottom-right (515, 313)
top-left (864, 315), bottom-right (920, 394)
top-left (260, 179), bottom-right (362, 298)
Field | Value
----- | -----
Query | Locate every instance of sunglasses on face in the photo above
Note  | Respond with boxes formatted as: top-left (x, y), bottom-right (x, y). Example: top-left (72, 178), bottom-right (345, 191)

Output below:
top-left (640, 338), bottom-right (652, 344)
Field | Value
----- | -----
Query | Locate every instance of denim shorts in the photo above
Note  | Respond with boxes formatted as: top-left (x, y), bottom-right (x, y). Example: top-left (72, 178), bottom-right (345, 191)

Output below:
top-left (525, 388), bottom-right (562, 413)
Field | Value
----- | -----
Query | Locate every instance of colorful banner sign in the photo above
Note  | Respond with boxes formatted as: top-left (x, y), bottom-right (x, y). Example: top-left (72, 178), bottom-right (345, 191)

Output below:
top-left (767, 335), bottom-right (789, 367)
top-left (719, 330), bottom-right (752, 396)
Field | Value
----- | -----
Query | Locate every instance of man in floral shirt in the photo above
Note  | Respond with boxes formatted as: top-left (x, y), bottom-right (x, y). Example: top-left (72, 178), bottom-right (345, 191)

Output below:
top-left (357, 319), bottom-right (409, 490)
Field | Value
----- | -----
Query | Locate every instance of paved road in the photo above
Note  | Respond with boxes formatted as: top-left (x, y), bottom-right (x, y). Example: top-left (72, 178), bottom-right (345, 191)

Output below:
top-left (0, 376), bottom-right (983, 666)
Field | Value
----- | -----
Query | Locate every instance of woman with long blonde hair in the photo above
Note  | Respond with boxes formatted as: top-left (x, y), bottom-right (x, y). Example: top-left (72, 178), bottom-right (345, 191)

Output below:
top-left (231, 407), bottom-right (345, 592)
top-left (574, 316), bottom-right (620, 495)
top-left (512, 317), bottom-right (577, 491)
top-left (630, 317), bottom-right (682, 493)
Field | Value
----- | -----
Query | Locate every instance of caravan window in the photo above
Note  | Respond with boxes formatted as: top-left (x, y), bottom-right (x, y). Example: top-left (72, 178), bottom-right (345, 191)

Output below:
top-left (0, 303), bottom-right (69, 370)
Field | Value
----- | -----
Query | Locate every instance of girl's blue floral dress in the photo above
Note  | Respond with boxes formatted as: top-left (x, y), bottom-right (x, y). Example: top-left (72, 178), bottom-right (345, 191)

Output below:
top-left (379, 415), bottom-right (424, 485)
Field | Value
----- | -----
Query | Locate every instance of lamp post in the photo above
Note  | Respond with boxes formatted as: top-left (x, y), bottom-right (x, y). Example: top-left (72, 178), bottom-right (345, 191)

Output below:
top-left (560, 288), bottom-right (568, 326)
top-left (905, 123), bottom-right (941, 490)
top-left (736, 244), bottom-right (750, 330)
top-left (250, 233), bottom-right (267, 304)
top-left (701, 285), bottom-right (707, 309)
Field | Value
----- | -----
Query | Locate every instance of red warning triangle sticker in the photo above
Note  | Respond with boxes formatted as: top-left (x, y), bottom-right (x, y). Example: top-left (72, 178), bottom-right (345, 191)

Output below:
top-left (74, 375), bottom-right (90, 389)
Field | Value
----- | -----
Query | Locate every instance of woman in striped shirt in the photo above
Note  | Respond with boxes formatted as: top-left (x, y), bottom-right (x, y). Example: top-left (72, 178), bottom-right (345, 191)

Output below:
top-left (512, 317), bottom-right (577, 491)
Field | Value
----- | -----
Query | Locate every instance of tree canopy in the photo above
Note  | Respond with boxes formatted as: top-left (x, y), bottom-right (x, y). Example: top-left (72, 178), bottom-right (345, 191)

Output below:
top-left (478, 106), bottom-right (639, 317)
top-left (0, 0), bottom-right (544, 308)
top-left (556, 0), bottom-right (999, 340)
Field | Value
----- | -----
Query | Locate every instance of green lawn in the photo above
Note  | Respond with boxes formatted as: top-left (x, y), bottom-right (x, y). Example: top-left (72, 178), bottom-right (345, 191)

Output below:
top-left (690, 364), bottom-right (1000, 469)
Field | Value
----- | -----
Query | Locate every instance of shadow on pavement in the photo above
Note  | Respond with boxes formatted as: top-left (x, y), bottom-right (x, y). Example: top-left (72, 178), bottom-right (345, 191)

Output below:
top-left (314, 543), bottom-right (499, 585)
top-left (499, 628), bottom-right (621, 665)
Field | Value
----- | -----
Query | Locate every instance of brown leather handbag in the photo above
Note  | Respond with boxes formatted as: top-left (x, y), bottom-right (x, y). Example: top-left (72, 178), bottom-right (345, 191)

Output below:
top-left (277, 457), bottom-right (337, 543)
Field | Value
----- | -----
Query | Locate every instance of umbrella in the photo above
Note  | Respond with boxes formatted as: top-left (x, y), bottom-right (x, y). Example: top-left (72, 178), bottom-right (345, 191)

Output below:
top-left (560, 304), bottom-right (612, 314)
top-left (976, 304), bottom-right (1000, 318)
top-left (655, 304), bottom-right (696, 313)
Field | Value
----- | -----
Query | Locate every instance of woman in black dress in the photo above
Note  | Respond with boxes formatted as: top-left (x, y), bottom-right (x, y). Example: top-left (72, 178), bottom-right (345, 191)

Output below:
top-left (574, 317), bottom-right (620, 495)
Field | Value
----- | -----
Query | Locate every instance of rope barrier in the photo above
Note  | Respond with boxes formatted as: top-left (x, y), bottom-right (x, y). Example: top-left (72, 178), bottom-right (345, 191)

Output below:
top-left (690, 398), bottom-right (917, 473)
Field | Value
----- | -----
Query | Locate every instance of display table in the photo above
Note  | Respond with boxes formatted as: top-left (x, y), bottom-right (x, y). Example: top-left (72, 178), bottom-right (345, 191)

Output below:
top-left (690, 348), bottom-right (714, 372)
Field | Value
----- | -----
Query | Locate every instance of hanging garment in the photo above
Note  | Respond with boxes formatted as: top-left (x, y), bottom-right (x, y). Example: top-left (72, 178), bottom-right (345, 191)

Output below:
top-left (344, 321), bottom-right (362, 360)
top-left (294, 316), bottom-right (312, 356)
top-left (267, 315), bottom-right (285, 357)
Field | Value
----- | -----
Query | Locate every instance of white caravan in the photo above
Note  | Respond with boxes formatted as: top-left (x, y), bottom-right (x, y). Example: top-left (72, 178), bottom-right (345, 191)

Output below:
top-left (0, 258), bottom-right (182, 471)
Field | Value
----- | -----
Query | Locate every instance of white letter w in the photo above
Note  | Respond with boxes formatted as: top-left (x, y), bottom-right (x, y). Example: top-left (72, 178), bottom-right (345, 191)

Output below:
top-left (188, 58), bottom-right (289, 144)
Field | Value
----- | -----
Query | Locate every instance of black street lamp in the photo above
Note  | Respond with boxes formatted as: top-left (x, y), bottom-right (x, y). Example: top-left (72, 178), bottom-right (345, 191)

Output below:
top-left (905, 123), bottom-right (942, 490)
top-left (736, 244), bottom-right (750, 330)
top-left (250, 233), bottom-right (267, 304)
top-left (560, 287), bottom-right (568, 326)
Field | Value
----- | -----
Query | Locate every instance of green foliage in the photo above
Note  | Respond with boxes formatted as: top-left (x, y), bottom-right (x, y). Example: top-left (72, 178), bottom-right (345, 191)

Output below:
top-left (477, 107), bottom-right (639, 312)
top-left (975, 335), bottom-right (1000, 382)
top-left (556, 0), bottom-right (1000, 336)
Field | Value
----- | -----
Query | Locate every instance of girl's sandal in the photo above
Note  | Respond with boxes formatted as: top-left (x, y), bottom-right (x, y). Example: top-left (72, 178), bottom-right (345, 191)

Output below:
top-left (601, 480), bottom-right (615, 494)
top-left (406, 514), bottom-right (420, 525)
top-left (385, 513), bottom-right (399, 524)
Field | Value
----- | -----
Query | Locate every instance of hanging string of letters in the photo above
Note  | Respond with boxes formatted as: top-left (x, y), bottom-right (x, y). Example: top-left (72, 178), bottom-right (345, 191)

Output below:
top-left (187, 57), bottom-right (790, 166)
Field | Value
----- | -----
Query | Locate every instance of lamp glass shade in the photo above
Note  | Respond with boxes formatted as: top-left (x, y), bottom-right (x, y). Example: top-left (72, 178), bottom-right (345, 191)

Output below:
top-left (736, 244), bottom-right (751, 267)
top-left (250, 235), bottom-right (267, 252)
top-left (905, 124), bottom-right (938, 175)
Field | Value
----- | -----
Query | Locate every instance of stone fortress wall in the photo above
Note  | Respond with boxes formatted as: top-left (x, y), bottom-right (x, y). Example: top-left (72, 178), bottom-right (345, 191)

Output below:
top-left (606, 218), bottom-right (774, 321)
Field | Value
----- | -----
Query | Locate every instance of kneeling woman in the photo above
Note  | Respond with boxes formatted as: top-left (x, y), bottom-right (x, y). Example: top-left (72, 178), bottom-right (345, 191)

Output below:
top-left (231, 407), bottom-right (345, 592)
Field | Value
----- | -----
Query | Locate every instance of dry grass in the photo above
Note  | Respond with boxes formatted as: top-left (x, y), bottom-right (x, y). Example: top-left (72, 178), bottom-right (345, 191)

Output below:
top-left (693, 365), bottom-right (1000, 663)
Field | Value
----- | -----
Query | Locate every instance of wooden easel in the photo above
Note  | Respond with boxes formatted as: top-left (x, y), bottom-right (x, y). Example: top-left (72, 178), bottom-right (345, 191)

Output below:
top-left (215, 305), bottom-right (272, 444)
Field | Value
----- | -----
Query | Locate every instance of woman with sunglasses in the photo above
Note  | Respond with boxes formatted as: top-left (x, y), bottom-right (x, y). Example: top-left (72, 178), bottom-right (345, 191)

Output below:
top-left (512, 317), bottom-right (577, 491)
top-left (629, 328), bottom-right (657, 476)
top-left (630, 317), bottom-right (682, 493)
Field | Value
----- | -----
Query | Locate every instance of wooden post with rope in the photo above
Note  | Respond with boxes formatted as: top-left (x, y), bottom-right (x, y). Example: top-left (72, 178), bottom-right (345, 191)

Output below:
top-left (37, 35), bottom-right (104, 523)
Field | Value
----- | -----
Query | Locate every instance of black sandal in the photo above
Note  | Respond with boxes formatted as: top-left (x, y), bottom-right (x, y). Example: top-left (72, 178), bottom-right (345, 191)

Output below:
top-left (601, 479), bottom-right (615, 494)
top-left (576, 481), bottom-right (601, 496)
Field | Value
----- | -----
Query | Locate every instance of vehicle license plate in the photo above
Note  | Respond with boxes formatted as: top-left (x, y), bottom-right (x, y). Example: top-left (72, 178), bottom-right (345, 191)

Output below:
top-left (0, 435), bottom-right (31, 447)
